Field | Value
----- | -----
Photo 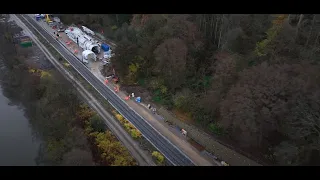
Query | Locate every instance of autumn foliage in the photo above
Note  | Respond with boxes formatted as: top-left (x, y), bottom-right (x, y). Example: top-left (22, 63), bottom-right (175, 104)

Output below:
top-left (59, 14), bottom-right (320, 165)
top-left (112, 110), bottom-right (142, 139)
top-left (76, 105), bottom-right (137, 166)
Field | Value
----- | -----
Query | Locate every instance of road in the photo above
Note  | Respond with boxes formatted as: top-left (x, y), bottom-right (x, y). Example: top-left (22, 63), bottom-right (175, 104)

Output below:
top-left (10, 14), bottom-right (155, 166)
top-left (16, 14), bottom-right (195, 166)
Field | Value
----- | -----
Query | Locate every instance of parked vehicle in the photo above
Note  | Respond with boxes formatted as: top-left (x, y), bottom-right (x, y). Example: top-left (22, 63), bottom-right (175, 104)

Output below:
top-left (57, 24), bottom-right (65, 32)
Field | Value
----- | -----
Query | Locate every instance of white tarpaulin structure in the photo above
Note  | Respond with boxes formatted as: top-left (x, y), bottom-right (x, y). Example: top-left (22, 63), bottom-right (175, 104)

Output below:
top-left (82, 50), bottom-right (96, 63)
top-left (82, 26), bottom-right (95, 36)
top-left (65, 27), bottom-right (100, 54)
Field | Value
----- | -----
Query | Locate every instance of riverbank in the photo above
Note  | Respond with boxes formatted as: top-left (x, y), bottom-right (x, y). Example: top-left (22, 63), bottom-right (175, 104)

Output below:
top-left (0, 82), bottom-right (40, 166)
top-left (0, 14), bottom-right (136, 166)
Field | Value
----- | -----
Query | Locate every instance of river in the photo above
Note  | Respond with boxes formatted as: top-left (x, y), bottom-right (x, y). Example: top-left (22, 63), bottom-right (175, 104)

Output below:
top-left (0, 15), bottom-right (56, 166)
top-left (0, 51), bottom-right (41, 166)
top-left (0, 86), bottom-right (40, 166)
top-left (0, 25), bottom-right (46, 165)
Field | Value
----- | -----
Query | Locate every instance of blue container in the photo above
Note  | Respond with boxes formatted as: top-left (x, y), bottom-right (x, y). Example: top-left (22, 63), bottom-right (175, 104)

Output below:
top-left (135, 97), bottom-right (141, 103)
top-left (101, 44), bottom-right (110, 52)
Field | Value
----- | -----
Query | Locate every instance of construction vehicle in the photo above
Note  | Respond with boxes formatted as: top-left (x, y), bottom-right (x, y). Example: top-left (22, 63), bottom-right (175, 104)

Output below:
top-left (34, 14), bottom-right (41, 21)
top-left (45, 14), bottom-right (53, 24)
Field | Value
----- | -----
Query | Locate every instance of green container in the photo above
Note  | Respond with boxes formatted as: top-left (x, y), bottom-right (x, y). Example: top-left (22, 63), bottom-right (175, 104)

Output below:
top-left (20, 41), bottom-right (33, 48)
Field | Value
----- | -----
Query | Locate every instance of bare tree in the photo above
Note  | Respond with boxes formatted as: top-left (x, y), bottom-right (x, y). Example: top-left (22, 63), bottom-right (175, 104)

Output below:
top-left (218, 14), bottom-right (225, 49)
top-left (220, 62), bottom-right (320, 153)
top-left (153, 38), bottom-right (188, 90)
top-left (305, 14), bottom-right (316, 47)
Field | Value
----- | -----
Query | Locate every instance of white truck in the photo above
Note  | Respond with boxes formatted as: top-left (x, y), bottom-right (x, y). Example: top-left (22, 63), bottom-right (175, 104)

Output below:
top-left (82, 50), bottom-right (96, 64)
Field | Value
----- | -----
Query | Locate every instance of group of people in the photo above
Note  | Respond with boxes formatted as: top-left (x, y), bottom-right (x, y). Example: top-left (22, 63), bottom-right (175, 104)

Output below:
top-left (128, 92), bottom-right (135, 99)
top-left (53, 31), bottom-right (60, 40)
top-left (127, 93), bottom-right (157, 114)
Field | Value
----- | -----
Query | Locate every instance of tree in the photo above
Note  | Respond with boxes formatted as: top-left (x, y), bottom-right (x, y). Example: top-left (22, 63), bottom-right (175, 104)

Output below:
top-left (154, 38), bottom-right (188, 91)
top-left (53, 14), bottom-right (320, 165)
top-left (0, 20), bottom-right (101, 167)
top-left (89, 114), bottom-right (106, 133)
top-left (112, 40), bottom-right (139, 83)
top-left (220, 62), bottom-right (320, 165)
top-left (76, 104), bottom-right (95, 126)
top-left (62, 148), bottom-right (95, 166)
top-left (152, 151), bottom-right (165, 165)
top-left (93, 131), bottom-right (136, 166)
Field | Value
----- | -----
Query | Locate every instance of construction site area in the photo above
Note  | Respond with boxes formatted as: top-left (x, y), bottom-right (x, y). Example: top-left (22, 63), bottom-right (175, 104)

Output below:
top-left (27, 14), bottom-right (261, 166)
top-left (33, 14), bottom-right (119, 89)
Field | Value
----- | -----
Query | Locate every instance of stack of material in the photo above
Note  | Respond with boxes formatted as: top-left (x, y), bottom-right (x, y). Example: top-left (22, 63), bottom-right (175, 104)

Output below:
top-left (19, 35), bottom-right (32, 48)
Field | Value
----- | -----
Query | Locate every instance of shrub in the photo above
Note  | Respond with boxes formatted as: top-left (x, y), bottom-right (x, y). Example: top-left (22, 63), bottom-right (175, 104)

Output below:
top-left (152, 151), bottom-right (165, 165)
top-left (208, 122), bottom-right (223, 135)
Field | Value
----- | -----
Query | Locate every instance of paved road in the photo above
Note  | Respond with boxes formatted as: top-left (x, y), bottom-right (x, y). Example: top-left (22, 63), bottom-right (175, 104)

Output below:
top-left (16, 14), bottom-right (194, 166)
top-left (11, 14), bottom-right (155, 166)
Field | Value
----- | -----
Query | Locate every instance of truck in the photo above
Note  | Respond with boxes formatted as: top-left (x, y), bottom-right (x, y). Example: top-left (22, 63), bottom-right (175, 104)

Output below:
top-left (82, 50), bottom-right (96, 64)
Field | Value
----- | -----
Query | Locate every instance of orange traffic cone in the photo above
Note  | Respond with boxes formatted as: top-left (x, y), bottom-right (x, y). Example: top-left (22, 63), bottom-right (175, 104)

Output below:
top-left (114, 86), bottom-right (119, 93)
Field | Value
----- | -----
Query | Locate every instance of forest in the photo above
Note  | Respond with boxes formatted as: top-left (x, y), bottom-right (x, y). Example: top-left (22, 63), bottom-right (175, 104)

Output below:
top-left (0, 18), bottom-right (136, 166)
top-left (60, 14), bottom-right (320, 166)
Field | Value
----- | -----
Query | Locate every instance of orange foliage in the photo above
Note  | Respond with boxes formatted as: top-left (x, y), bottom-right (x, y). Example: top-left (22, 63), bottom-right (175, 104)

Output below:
top-left (76, 104), bottom-right (95, 125)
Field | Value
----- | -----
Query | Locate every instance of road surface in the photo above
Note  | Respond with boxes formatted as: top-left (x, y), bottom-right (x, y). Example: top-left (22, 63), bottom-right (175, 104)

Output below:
top-left (16, 14), bottom-right (194, 166)
top-left (11, 14), bottom-right (156, 166)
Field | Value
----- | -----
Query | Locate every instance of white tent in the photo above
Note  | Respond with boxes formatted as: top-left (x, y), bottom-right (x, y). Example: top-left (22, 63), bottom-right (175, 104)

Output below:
top-left (82, 50), bottom-right (96, 63)
top-left (66, 27), bottom-right (100, 54)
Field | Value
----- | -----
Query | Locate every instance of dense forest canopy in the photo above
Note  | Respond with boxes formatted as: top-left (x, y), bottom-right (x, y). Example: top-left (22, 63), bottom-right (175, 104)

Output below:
top-left (60, 14), bottom-right (320, 166)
